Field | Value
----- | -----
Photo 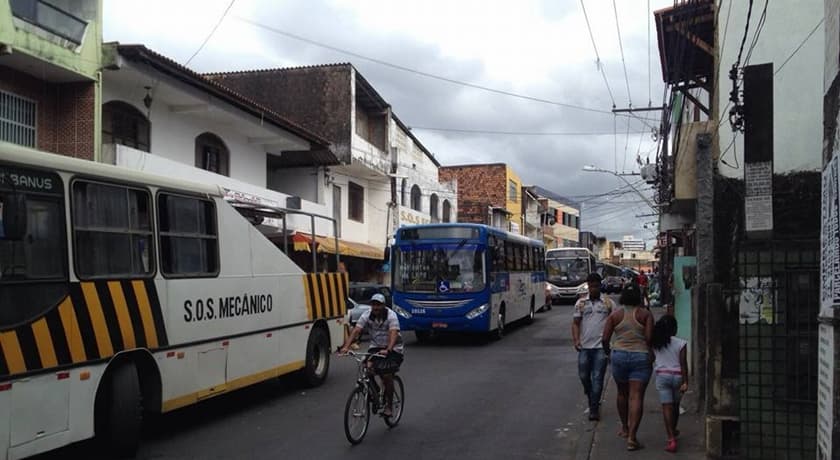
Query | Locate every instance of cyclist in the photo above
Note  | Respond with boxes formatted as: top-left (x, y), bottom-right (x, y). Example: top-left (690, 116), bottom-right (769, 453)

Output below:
top-left (339, 293), bottom-right (404, 417)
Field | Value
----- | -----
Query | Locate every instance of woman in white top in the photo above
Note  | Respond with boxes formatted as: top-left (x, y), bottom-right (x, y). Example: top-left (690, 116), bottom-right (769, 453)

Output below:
top-left (651, 315), bottom-right (688, 453)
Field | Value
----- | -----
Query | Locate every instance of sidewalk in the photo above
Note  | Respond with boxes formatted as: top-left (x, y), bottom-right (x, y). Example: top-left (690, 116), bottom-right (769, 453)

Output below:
top-left (584, 375), bottom-right (706, 459)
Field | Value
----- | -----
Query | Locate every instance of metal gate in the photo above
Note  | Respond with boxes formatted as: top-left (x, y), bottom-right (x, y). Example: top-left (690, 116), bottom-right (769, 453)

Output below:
top-left (734, 242), bottom-right (819, 459)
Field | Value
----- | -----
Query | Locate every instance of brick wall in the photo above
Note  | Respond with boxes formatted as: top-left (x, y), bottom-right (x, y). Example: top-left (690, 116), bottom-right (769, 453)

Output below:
top-left (439, 164), bottom-right (507, 224)
top-left (0, 66), bottom-right (95, 160)
top-left (207, 65), bottom-right (353, 162)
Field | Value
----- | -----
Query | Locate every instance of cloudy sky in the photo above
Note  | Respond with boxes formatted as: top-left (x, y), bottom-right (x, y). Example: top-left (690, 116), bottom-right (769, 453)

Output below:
top-left (105, 0), bottom-right (673, 243)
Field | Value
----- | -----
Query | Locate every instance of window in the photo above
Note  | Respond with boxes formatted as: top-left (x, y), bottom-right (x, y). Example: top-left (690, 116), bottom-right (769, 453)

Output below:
top-left (410, 185), bottom-right (421, 211)
top-left (73, 181), bottom-right (153, 278)
top-left (401, 178), bottom-right (407, 206)
top-left (195, 132), bottom-right (229, 176)
top-left (0, 166), bottom-right (68, 327)
top-left (430, 194), bottom-right (439, 222)
top-left (158, 193), bottom-right (218, 277)
top-left (348, 181), bottom-right (364, 222)
top-left (442, 200), bottom-right (451, 223)
top-left (103, 101), bottom-right (150, 152)
top-left (0, 90), bottom-right (36, 147)
top-left (508, 180), bottom-right (518, 202)
top-left (505, 242), bottom-right (515, 271)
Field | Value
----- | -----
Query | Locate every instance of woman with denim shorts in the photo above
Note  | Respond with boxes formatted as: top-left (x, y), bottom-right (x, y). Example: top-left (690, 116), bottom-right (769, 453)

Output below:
top-left (602, 283), bottom-right (654, 451)
top-left (652, 315), bottom-right (688, 453)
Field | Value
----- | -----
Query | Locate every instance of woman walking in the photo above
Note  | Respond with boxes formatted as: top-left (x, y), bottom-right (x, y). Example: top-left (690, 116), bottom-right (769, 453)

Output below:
top-left (602, 283), bottom-right (654, 451)
top-left (652, 315), bottom-right (688, 453)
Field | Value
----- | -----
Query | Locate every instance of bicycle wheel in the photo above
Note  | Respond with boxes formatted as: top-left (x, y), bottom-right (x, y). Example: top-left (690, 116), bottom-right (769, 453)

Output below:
top-left (384, 375), bottom-right (404, 427)
top-left (344, 387), bottom-right (370, 444)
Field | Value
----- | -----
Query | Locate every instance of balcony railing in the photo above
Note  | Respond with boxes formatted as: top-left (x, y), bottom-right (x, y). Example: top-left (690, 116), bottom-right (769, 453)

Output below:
top-left (11, 0), bottom-right (88, 45)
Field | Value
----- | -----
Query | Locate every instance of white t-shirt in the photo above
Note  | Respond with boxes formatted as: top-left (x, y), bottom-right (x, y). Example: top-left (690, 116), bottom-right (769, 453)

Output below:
top-left (653, 337), bottom-right (687, 373)
top-left (356, 308), bottom-right (404, 353)
top-left (573, 296), bottom-right (615, 349)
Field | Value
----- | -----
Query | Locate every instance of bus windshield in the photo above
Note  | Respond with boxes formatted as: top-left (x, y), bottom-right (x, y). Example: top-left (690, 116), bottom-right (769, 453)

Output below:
top-left (394, 243), bottom-right (485, 293)
top-left (546, 257), bottom-right (589, 284)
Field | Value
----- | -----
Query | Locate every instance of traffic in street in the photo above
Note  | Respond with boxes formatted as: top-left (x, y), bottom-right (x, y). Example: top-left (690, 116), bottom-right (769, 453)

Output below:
top-left (34, 303), bottom-right (601, 460)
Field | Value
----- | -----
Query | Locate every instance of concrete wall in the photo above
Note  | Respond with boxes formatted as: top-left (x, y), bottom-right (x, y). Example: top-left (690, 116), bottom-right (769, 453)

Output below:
top-left (268, 166), bottom-right (321, 203)
top-left (717, 0), bottom-right (823, 176)
top-left (506, 166), bottom-right (522, 234)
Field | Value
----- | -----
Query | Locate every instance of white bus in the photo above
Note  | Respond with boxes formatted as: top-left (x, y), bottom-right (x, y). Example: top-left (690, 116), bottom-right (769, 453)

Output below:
top-left (0, 144), bottom-right (347, 459)
top-left (544, 247), bottom-right (598, 302)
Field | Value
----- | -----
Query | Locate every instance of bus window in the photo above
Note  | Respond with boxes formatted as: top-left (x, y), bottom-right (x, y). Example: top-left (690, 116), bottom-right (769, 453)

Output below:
top-left (0, 167), bottom-right (67, 327)
top-left (73, 181), bottom-right (153, 278)
top-left (158, 193), bottom-right (219, 277)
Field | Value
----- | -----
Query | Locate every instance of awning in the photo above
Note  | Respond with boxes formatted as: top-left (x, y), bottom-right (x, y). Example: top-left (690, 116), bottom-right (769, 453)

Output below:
top-left (292, 233), bottom-right (384, 260)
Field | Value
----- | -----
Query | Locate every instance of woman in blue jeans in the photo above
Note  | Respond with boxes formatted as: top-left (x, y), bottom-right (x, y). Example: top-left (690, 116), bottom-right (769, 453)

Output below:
top-left (602, 283), bottom-right (654, 451)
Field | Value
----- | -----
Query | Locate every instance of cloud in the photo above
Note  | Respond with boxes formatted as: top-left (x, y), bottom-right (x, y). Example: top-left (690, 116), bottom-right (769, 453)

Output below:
top-left (104, 0), bottom-right (672, 242)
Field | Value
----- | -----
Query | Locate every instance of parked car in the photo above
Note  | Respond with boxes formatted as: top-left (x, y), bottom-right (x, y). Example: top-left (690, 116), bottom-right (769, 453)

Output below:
top-left (603, 276), bottom-right (624, 294)
top-left (346, 283), bottom-right (391, 327)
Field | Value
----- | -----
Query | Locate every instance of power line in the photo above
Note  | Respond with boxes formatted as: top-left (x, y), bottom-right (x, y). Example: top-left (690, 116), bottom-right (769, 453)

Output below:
top-left (579, 0), bottom-right (617, 108)
top-left (184, 0), bottom-right (237, 66)
top-left (775, 17), bottom-right (824, 75)
top-left (234, 15), bottom-right (614, 115)
top-left (743, 0), bottom-right (768, 66)
top-left (408, 126), bottom-right (650, 136)
top-left (613, 0), bottom-right (632, 107)
top-left (647, 0), bottom-right (652, 106)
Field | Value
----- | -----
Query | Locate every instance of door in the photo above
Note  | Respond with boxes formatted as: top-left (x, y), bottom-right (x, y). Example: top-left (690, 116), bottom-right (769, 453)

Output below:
top-left (333, 185), bottom-right (341, 238)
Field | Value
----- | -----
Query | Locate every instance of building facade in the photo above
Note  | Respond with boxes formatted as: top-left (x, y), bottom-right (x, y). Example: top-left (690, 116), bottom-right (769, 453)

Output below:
top-left (0, 0), bottom-right (103, 160)
top-left (439, 163), bottom-right (523, 234)
top-left (531, 186), bottom-right (579, 248)
top-left (653, 1), bottom-right (823, 457)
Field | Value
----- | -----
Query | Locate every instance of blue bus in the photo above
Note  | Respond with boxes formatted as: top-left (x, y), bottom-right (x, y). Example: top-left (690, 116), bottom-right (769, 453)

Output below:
top-left (390, 224), bottom-right (545, 342)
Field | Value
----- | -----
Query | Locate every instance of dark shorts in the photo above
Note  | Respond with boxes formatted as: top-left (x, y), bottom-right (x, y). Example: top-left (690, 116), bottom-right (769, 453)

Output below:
top-left (368, 347), bottom-right (404, 374)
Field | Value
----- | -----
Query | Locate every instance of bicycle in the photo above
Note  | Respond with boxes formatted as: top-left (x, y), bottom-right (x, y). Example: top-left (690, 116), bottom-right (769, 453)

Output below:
top-left (341, 351), bottom-right (404, 444)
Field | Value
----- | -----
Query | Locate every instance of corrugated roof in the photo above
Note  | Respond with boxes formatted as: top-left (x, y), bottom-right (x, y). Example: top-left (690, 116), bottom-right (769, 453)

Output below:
top-left (531, 185), bottom-right (578, 208)
top-left (202, 62), bottom-right (351, 77)
top-left (113, 44), bottom-right (332, 149)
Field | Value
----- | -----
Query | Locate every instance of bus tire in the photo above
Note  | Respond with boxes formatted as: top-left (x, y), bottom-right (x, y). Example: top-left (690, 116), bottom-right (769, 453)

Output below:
top-left (96, 361), bottom-right (142, 458)
top-left (303, 326), bottom-right (330, 387)
top-left (414, 330), bottom-right (432, 344)
top-left (526, 297), bottom-right (535, 324)
top-left (491, 306), bottom-right (505, 341)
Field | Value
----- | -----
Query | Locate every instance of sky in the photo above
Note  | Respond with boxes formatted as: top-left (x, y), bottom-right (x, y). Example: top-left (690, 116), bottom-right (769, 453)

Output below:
top-left (104, 0), bottom-right (674, 244)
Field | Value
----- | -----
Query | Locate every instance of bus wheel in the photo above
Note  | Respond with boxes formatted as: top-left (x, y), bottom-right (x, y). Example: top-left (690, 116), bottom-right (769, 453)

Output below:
top-left (526, 297), bottom-right (536, 324)
top-left (97, 361), bottom-right (142, 457)
top-left (492, 308), bottom-right (505, 341)
top-left (303, 326), bottom-right (330, 387)
top-left (414, 330), bottom-right (432, 344)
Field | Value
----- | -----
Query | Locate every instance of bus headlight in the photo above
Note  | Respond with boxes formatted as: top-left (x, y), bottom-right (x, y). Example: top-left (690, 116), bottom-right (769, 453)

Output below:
top-left (393, 305), bottom-right (412, 319)
top-left (465, 303), bottom-right (489, 320)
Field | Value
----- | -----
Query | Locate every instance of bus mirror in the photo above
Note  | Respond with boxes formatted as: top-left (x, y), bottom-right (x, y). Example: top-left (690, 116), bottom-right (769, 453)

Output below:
top-left (0, 194), bottom-right (27, 240)
top-left (383, 246), bottom-right (391, 262)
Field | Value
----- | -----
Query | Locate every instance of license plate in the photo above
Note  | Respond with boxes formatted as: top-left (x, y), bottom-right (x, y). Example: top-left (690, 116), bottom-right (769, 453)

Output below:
top-left (432, 322), bottom-right (448, 328)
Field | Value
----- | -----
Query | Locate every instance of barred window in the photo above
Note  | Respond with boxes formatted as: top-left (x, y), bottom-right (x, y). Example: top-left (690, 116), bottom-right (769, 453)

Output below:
top-left (0, 90), bottom-right (36, 147)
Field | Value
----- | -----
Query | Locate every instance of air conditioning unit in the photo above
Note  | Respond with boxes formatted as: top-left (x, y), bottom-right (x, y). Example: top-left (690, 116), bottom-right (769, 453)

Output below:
top-left (641, 164), bottom-right (657, 184)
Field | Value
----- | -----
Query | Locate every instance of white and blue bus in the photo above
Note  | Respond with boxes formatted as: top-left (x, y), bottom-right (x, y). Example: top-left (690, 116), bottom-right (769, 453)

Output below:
top-left (390, 224), bottom-right (545, 342)
top-left (545, 247), bottom-right (598, 302)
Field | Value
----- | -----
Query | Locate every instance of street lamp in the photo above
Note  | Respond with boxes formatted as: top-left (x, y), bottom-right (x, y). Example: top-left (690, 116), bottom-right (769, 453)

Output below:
top-left (581, 165), bottom-right (656, 211)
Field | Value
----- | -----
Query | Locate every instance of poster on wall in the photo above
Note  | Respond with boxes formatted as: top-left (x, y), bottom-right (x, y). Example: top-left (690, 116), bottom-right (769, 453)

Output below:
top-left (820, 154), bottom-right (840, 314)
top-left (738, 277), bottom-right (775, 324)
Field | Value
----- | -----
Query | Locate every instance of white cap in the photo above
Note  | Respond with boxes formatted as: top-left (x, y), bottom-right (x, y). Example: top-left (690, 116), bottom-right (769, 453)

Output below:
top-left (370, 293), bottom-right (386, 304)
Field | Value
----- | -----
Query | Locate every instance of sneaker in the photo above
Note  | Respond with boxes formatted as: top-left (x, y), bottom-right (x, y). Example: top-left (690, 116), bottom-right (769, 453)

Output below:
top-left (588, 409), bottom-right (600, 421)
top-left (665, 438), bottom-right (677, 453)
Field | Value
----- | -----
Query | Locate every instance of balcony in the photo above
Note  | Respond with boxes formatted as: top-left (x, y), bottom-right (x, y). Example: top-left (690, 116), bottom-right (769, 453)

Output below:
top-left (10, 0), bottom-right (88, 45)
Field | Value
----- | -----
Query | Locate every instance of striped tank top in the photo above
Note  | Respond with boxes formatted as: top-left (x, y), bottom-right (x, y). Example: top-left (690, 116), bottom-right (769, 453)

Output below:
top-left (612, 306), bottom-right (648, 353)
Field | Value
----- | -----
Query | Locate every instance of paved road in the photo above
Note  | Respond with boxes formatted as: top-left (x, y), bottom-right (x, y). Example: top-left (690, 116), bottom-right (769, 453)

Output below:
top-left (36, 302), bottom-right (597, 460)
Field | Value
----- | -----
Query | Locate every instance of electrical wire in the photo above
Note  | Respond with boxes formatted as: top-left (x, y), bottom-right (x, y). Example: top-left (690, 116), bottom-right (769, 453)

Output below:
top-left (775, 17), bottom-right (824, 76)
top-left (408, 127), bottom-right (650, 136)
top-left (234, 15), bottom-right (614, 115)
top-left (579, 0), bottom-right (617, 108)
top-left (613, 0), bottom-right (633, 107)
top-left (184, 0), bottom-right (237, 66)
top-left (743, 0), bottom-right (768, 66)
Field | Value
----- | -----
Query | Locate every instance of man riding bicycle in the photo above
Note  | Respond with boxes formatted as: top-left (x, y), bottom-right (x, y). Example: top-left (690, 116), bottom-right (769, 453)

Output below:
top-left (339, 293), bottom-right (404, 417)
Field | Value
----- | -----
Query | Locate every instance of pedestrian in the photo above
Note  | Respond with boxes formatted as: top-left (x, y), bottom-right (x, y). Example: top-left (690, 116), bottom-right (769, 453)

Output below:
top-left (651, 315), bottom-right (688, 453)
top-left (602, 283), bottom-right (654, 451)
top-left (572, 273), bottom-right (615, 421)
top-left (637, 270), bottom-right (649, 308)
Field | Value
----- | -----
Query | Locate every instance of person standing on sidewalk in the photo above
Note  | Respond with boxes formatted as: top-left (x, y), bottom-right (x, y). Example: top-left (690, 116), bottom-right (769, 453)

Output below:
top-left (572, 273), bottom-right (615, 421)
top-left (651, 315), bottom-right (688, 453)
top-left (602, 283), bottom-right (654, 451)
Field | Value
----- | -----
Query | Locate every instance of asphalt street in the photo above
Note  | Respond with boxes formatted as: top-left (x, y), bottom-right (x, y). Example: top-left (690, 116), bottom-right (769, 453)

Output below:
top-left (35, 302), bottom-right (597, 460)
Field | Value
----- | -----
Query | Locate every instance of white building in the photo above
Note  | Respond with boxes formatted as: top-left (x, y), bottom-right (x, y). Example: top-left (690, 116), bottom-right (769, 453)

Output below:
top-left (621, 235), bottom-right (645, 252)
